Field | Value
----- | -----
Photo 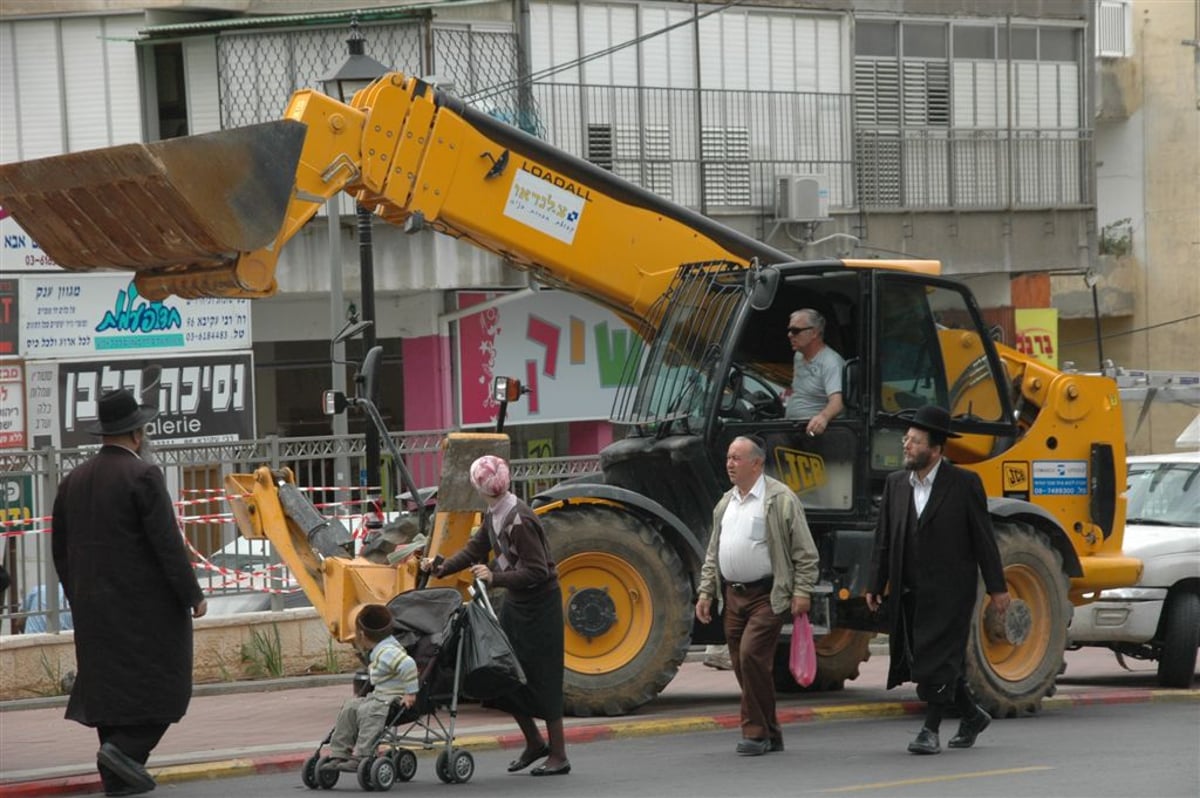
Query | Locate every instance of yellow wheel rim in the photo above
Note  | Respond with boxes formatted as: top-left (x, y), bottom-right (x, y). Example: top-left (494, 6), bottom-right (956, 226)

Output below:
top-left (559, 552), bottom-right (654, 675)
top-left (982, 564), bottom-right (1051, 681)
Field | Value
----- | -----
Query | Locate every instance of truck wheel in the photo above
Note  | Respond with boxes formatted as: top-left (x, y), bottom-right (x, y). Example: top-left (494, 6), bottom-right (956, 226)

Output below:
top-left (540, 504), bottom-right (692, 716)
top-left (774, 629), bottom-right (873, 692)
top-left (966, 521), bottom-right (1070, 718)
top-left (1157, 591), bottom-right (1199, 688)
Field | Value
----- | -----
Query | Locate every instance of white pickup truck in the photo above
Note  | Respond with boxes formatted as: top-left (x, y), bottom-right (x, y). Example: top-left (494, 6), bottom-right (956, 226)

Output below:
top-left (1068, 452), bottom-right (1200, 687)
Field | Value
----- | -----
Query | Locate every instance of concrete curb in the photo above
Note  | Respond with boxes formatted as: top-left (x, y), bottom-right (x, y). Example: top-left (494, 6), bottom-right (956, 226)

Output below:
top-left (2, 689), bottom-right (1195, 797)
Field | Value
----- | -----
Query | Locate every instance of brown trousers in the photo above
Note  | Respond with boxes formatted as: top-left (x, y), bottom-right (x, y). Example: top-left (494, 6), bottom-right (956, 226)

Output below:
top-left (723, 584), bottom-right (785, 742)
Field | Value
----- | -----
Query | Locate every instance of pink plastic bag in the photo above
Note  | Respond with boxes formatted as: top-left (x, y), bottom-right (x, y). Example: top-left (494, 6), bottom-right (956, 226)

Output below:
top-left (789, 612), bottom-right (816, 687)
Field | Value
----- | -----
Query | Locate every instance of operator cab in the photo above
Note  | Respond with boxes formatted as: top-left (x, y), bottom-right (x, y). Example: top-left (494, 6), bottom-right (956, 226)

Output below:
top-left (610, 259), bottom-right (1019, 529)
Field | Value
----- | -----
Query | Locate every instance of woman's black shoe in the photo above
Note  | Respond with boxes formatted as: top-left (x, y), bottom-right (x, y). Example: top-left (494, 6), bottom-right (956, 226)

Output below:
top-left (507, 744), bottom-right (550, 772)
top-left (530, 761), bottom-right (571, 776)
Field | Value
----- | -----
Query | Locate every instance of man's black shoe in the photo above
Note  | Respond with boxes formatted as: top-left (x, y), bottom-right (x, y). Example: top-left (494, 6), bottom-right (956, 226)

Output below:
top-left (906, 727), bottom-right (941, 755)
top-left (768, 739), bottom-right (784, 753)
top-left (97, 743), bottom-right (156, 793)
top-left (948, 708), bottom-right (991, 749)
top-left (736, 738), bottom-right (769, 756)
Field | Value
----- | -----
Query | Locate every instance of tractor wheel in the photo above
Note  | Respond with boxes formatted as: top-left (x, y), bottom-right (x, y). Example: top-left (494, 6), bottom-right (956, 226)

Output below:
top-left (775, 628), bottom-right (873, 692)
top-left (1157, 591), bottom-right (1200, 688)
top-left (540, 504), bottom-right (692, 716)
top-left (965, 521), bottom-right (1070, 717)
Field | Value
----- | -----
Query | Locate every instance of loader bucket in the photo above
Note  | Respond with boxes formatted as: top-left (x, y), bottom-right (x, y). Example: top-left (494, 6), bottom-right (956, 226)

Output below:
top-left (0, 120), bottom-right (305, 272)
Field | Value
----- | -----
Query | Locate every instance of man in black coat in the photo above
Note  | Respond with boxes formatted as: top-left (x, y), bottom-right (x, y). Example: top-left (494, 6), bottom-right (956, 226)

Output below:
top-left (52, 388), bottom-right (207, 797)
top-left (865, 405), bottom-right (1010, 755)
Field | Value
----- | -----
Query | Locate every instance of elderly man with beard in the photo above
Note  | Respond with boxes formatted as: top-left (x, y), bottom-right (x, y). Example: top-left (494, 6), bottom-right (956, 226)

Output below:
top-left (52, 388), bottom-right (207, 796)
top-left (865, 405), bottom-right (1010, 756)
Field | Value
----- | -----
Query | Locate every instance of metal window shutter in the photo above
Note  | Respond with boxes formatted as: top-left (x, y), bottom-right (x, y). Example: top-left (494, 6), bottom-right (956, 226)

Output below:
top-left (769, 15), bottom-right (794, 92)
top-left (710, 11), bottom-right (743, 90)
top-left (549, 1), bottom-right (580, 83)
top-left (587, 124), bottom-right (613, 170)
top-left (952, 61), bottom-right (976, 127)
top-left (185, 36), bottom-right (221, 135)
top-left (796, 19), bottom-right (818, 92)
top-left (1057, 63), bottom-right (1079, 127)
top-left (854, 59), bottom-right (900, 128)
top-left (103, 15), bottom-right (142, 145)
top-left (816, 18), bottom-right (843, 93)
top-left (902, 61), bottom-right (948, 126)
top-left (1014, 62), bottom-right (1039, 128)
top-left (641, 6), bottom-right (670, 87)
top-left (663, 5), bottom-right (695, 89)
top-left (61, 18), bottom-right (108, 152)
top-left (10, 19), bottom-right (65, 159)
top-left (1038, 63), bottom-right (1058, 130)
top-left (609, 4), bottom-right (638, 87)
top-left (581, 5), bottom-right (612, 85)
top-left (0, 24), bottom-right (17, 162)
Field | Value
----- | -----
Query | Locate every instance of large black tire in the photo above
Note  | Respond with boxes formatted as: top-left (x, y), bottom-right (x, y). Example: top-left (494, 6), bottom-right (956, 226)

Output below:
top-left (1157, 591), bottom-right (1200, 688)
top-left (965, 521), bottom-right (1070, 717)
top-left (775, 629), bottom-right (873, 693)
top-left (539, 505), bottom-right (693, 717)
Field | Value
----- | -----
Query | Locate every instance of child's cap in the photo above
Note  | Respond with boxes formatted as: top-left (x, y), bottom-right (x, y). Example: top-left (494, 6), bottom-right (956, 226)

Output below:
top-left (356, 604), bottom-right (393, 637)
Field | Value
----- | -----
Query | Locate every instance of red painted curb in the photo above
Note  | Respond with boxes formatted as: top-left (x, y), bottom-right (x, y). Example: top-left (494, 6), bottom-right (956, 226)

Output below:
top-left (0, 774), bottom-right (100, 797)
top-left (245, 752), bottom-right (309, 775)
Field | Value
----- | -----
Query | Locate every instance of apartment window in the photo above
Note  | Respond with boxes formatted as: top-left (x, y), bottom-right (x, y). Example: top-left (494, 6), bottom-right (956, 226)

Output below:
top-left (855, 17), bottom-right (1085, 209)
top-left (954, 26), bottom-right (995, 60)
top-left (152, 43), bottom-right (189, 140)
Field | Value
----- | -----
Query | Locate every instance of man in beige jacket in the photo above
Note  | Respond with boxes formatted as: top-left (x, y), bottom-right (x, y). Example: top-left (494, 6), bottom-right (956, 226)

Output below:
top-left (695, 435), bottom-right (819, 756)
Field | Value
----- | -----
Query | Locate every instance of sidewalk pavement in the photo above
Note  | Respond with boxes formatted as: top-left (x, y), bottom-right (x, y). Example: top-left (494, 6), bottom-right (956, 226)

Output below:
top-left (1, 646), bottom-right (1195, 797)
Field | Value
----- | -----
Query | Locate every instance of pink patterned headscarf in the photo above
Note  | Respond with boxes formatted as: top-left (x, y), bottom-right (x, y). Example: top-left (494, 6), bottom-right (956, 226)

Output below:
top-left (469, 455), bottom-right (511, 498)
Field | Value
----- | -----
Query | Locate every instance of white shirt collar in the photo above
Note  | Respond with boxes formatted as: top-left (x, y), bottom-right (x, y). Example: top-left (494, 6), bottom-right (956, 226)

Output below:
top-left (908, 456), bottom-right (942, 488)
top-left (734, 473), bottom-right (766, 503)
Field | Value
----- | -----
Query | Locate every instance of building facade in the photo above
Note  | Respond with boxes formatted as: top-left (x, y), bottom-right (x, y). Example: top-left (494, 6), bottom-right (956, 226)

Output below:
top-left (2, 0), bottom-right (1193, 455)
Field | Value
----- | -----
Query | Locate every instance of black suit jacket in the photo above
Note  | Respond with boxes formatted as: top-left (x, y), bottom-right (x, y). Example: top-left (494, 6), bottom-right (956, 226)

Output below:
top-left (867, 459), bottom-right (1007, 689)
top-left (52, 445), bottom-right (205, 725)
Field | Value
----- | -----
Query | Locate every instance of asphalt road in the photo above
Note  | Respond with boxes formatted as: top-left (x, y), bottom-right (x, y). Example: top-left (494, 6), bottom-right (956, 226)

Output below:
top-left (135, 700), bottom-right (1200, 798)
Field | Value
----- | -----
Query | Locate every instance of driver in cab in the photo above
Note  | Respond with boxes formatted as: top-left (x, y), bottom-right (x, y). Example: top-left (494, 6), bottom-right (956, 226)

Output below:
top-left (783, 309), bottom-right (844, 437)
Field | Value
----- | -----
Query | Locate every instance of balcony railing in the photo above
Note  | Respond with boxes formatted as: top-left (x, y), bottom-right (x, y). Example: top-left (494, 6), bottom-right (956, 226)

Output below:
top-left (855, 127), bottom-right (1094, 210)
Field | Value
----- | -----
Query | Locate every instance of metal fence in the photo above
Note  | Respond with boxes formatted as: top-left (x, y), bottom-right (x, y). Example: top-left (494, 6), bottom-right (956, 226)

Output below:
top-left (0, 432), bottom-right (600, 636)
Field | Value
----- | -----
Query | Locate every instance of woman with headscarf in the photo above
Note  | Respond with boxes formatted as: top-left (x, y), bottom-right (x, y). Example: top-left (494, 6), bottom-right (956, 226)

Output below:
top-left (420, 455), bottom-right (570, 776)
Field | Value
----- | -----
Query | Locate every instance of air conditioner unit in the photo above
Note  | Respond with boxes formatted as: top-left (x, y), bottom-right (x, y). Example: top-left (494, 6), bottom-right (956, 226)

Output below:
top-left (775, 174), bottom-right (829, 222)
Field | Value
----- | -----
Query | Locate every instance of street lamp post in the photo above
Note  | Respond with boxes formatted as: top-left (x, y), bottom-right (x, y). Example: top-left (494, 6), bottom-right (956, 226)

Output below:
top-left (322, 16), bottom-right (390, 504)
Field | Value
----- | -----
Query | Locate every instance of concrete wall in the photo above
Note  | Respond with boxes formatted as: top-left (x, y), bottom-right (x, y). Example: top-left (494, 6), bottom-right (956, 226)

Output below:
top-left (1088, 0), bottom-right (1200, 454)
top-left (0, 609), bottom-right (359, 702)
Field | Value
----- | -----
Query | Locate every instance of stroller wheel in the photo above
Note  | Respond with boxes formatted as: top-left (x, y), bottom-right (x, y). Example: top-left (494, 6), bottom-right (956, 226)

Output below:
top-left (393, 749), bottom-right (418, 782)
top-left (371, 756), bottom-right (397, 791)
top-left (301, 754), bottom-right (320, 789)
top-left (435, 750), bottom-right (453, 784)
top-left (449, 749), bottom-right (475, 784)
top-left (356, 757), bottom-right (376, 791)
top-left (314, 757), bottom-right (340, 789)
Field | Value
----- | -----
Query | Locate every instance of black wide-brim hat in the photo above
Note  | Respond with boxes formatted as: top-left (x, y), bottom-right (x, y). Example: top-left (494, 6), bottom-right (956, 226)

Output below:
top-left (86, 388), bottom-right (159, 436)
top-left (907, 404), bottom-right (961, 439)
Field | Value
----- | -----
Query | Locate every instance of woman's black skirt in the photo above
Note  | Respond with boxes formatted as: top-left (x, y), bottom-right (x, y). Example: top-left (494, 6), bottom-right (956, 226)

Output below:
top-left (486, 583), bottom-right (564, 721)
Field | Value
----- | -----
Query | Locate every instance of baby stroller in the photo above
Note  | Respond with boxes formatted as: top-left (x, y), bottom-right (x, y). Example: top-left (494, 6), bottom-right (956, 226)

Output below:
top-left (301, 582), bottom-right (523, 790)
top-left (301, 587), bottom-right (475, 790)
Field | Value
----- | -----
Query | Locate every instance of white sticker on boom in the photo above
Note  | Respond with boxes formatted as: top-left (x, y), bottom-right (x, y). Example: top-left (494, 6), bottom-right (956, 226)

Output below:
top-left (503, 168), bottom-right (585, 245)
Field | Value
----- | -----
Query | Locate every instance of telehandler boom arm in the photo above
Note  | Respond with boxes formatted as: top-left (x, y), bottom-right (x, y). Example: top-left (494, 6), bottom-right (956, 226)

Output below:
top-left (0, 73), bottom-right (796, 325)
